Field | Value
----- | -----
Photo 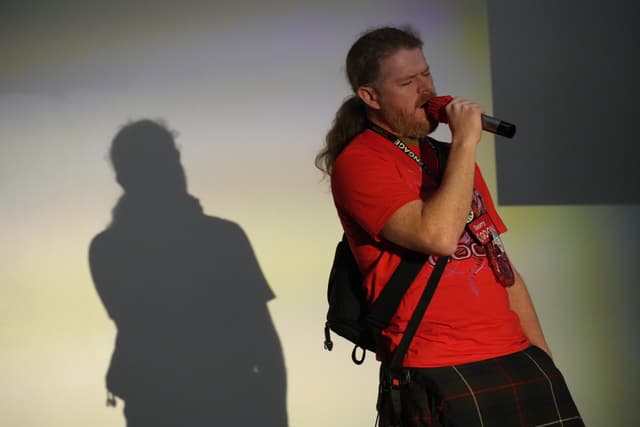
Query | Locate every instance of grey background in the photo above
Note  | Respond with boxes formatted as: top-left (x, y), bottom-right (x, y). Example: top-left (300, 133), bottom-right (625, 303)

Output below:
top-left (488, 0), bottom-right (640, 205)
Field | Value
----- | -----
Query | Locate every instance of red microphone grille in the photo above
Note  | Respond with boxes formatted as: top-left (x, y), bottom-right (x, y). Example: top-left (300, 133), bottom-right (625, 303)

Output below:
top-left (425, 95), bottom-right (453, 123)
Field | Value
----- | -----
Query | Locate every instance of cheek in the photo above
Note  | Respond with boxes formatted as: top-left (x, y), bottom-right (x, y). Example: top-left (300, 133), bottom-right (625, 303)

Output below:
top-left (381, 90), bottom-right (419, 116)
top-left (396, 94), bottom-right (418, 112)
top-left (381, 97), bottom-right (404, 114)
top-left (383, 87), bottom-right (412, 104)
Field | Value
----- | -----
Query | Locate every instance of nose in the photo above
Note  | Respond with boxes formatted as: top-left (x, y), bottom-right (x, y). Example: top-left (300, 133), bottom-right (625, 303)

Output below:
top-left (416, 75), bottom-right (434, 94)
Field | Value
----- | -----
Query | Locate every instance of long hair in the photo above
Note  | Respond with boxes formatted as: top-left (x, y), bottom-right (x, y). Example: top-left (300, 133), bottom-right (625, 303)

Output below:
top-left (315, 26), bottom-right (423, 175)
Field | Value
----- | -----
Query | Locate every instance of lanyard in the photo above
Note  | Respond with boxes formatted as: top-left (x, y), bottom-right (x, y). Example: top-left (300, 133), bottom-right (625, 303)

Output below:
top-left (367, 123), bottom-right (440, 181)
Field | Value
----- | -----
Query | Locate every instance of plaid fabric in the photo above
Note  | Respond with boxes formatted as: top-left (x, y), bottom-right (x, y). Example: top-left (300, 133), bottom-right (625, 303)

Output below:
top-left (379, 346), bottom-right (584, 427)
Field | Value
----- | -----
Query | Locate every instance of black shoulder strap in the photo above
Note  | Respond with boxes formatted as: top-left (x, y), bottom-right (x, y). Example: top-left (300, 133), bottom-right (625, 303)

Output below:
top-left (389, 255), bottom-right (449, 369)
top-left (429, 137), bottom-right (450, 175)
top-left (382, 255), bottom-right (448, 424)
top-left (366, 249), bottom-right (429, 332)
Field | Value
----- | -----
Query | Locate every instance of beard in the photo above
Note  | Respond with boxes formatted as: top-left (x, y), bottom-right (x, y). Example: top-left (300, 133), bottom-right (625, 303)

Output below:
top-left (380, 101), bottom-right (438, 138)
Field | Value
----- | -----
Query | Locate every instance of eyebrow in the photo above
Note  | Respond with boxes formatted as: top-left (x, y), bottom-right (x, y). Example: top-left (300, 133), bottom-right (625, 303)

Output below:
top-left (396, 67), bottom-right (431, 82)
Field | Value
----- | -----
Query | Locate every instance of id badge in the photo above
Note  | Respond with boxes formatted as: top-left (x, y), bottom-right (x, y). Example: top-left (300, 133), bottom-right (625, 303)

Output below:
top-left (467, 213), bottom-right (515, 287)
top-left (468, 213), bottom-right (493, 245)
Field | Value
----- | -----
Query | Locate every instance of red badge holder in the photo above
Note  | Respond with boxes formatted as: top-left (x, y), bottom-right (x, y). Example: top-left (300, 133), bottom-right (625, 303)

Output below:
top-left (468, 213), bottom-right (515, 287)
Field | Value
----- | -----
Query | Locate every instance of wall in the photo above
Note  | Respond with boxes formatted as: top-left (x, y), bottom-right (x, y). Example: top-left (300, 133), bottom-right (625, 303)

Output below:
top-left (1, 1), bottom-right (636, 425)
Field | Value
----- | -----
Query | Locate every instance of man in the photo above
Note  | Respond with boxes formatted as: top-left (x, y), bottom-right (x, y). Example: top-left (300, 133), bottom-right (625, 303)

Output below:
top-left (317, 27), bottom-right (583, 426)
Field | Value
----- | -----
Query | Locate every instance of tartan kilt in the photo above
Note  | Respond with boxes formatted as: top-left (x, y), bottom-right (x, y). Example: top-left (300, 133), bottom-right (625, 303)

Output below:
top-left (378, 346), bottom-right (584, 427)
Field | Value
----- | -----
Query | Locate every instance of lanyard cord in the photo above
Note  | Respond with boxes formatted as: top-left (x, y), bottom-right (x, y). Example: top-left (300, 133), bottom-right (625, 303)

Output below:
top-left (367, 123), bottom-right (441, 181)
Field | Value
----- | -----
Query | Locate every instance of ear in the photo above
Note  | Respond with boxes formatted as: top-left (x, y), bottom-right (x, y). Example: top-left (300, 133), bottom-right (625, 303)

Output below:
top-left (356, 86), bottom-right (381, 110)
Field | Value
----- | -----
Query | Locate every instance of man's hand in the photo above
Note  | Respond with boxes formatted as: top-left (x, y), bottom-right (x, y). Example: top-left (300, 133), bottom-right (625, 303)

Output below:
top-left (446, 96), bottom-right (484, 148)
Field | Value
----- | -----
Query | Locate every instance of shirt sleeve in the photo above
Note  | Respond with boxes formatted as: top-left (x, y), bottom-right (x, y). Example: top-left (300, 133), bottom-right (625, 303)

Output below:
top-left (331, 145), bottom-right (420, 240)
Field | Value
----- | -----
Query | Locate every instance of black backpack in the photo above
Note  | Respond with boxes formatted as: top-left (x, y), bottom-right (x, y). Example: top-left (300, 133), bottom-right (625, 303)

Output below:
top-left (323, 235), bottom-right (433, 364)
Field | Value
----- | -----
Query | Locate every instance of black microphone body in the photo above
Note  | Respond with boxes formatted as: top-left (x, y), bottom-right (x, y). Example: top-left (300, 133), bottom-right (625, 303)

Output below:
top-left (481, 114), bottom-right (516, 138)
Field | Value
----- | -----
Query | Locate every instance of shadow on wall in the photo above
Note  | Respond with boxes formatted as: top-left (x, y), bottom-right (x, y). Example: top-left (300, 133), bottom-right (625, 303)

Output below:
top-left (88, 119), bottom-right (288, 426)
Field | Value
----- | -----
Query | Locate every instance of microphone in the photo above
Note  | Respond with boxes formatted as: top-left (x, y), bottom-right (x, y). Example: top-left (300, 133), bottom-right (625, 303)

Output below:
top-left (425, 95), bottom-right (516, 138)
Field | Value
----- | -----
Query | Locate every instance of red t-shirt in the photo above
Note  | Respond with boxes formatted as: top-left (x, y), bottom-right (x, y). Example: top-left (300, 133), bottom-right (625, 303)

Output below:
top-left (331, 129), bottom-right (529, 367)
